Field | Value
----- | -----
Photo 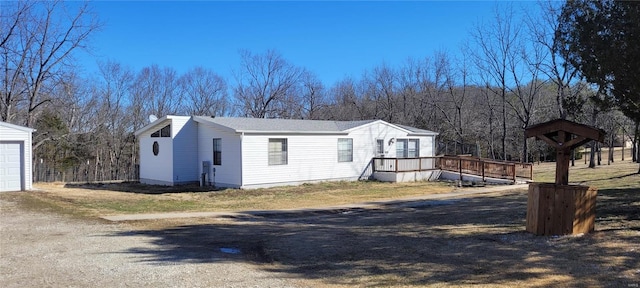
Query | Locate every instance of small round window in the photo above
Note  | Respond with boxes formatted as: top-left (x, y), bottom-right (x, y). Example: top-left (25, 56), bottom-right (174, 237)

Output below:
top-left (152, 141), bottom-right (159, 156)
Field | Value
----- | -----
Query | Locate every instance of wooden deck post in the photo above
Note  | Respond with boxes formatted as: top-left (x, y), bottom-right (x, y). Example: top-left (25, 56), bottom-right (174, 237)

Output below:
top-left (530, 163), bottom-right (533, 180)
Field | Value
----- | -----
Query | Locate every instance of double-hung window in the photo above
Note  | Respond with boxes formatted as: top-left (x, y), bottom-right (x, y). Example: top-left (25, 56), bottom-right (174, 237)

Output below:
top-left (396, 139), bottom-right (419, 158)
top-left (213, 138), bottom-right (222, 165)
top-left (268, 138), bottom-right (288, 165)
top-left (376, 139), bottom-right (384, 157)
top-left (338, 138), bottom-right (353, 162)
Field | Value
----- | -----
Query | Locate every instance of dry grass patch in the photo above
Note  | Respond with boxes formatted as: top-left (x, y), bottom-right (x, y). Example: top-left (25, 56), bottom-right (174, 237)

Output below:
top-left (2, 155), bottom-right (638, 287)
top-left (532, 158), bottom-right (639, 189)
top-left (16, 180), bottom-right (454, 217)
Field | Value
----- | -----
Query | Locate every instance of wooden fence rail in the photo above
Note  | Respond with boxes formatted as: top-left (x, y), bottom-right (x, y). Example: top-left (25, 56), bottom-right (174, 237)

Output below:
top-left (372, 156), bottom-right (533, 183)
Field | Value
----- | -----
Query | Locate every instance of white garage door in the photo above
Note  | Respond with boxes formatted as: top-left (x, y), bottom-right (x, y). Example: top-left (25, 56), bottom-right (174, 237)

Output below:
top-left (0, 142), bottom-right (23, 192)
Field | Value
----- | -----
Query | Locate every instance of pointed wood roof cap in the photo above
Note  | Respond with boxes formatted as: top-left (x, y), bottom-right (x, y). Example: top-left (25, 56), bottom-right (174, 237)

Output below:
top-left (525, 119), bottom-right (605, 150)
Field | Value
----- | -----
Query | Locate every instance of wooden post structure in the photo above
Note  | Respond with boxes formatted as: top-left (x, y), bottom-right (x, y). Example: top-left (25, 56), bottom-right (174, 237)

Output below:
top-left (524, 119), bottom-right (605, 236)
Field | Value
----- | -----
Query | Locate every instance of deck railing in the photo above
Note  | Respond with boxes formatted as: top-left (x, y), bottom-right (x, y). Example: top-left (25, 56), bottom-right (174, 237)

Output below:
top-left (372, 155), bottom-right (533, 183)
top-left (373, 157), bottom-right (441, 173)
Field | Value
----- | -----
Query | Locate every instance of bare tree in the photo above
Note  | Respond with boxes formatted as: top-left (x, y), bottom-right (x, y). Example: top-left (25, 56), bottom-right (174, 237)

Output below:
top-left (431, 52), bottom-right (471, 155)
top-left (233, 50), bottom-right (303, 118)
top-left (131, 65), bottom-right (181, 118)
top-left (527, 0), bottom-right (582, 120)
top-left (0, 1), bottom-right (100, 127)
top-left (326, 78), bottom-right (365, 121)
top-left (178, 66), bottom-right (228, 116)
top-left (598, 110), bottom-right (625, 165)
top-left (94, 61), bottom-right (136, 180)
top-left (1, 1), bottom-right (34, 122)
top-left (471, 3), bottom-right (522, 160)
top-left (32, 72), bottom-right (99, 182)
top-left (367, 64), bottom-right (397, 122)
top-left (298, 70), bottom-right (327, 120)
top-left (619, 116), bottom-right (636, 162)
top-left (395, 57), bottom-right (437, 128)
top-left (396, 58), bottom-right (422, 125)
top-left (506, 34), bottom-right (548, 162)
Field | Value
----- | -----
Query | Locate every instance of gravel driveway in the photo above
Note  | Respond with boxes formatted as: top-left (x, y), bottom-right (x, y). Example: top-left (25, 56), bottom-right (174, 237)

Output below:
top-left (0, 199), bottom-right (301, 288)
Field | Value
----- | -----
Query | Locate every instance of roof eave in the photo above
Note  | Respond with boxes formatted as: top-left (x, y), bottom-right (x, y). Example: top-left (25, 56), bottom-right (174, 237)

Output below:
top-left (408, 132), bottom-right (439, 137)
top-left (0, 121), bottom-right (36, 133)
top-left (134, 115), bottom-right (172, 137)
top-left (343, 119), bottom-right (389, 133)
top-left (365, 120), bottom-right (418, 135)
top-left (237, 130), bottom-right (349, 135)
top-left (192, 116), bottom-right (239, 133)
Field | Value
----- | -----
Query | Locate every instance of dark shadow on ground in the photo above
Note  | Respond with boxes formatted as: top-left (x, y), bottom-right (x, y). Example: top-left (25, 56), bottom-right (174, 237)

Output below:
top-left (64, 182), bottom-right (223, 194)
top-left (111, 188), bottom-right (640, 287)
top-left (575, 172), bottom-right (640, 184)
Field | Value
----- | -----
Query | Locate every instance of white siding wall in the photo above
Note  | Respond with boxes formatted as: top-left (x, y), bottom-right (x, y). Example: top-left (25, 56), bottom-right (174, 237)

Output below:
top-left (350, 122), bottom-right (415, 159)
top-left (241, 134), bottom-right (345, 187)
top-left (239, 122), bottom-right (432, 188)
top-left (139, 120), bottom-right (174, 185)
top-left (171, 117), bottom-right (199, 184)
top-left (0, 123), bottom-right (34, 191)
top-left (418, 134), bottom-right (435, 157)
top-left (197, 123), bottom-right (242, 188)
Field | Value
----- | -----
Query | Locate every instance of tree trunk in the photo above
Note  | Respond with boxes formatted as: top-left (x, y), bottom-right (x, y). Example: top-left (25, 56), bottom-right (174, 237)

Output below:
top-left (608, 133), bottom-right (614, 164)
top-left (634, 120), bottom-right (639, 164)
top-left (634, 140), bottom-right (638, 163)
top-left (589, 106), bottom-right (598, 168)
top-left (589, 141), bottom-right (596, 168)
top-left (635, 120), bottom-right (640, 173)
top-left (502, 93), bottom-right (507, 161)
top-left (522, 135), bottom-right (528, 163)
top-left (622, 139), bottom-right (625, 161)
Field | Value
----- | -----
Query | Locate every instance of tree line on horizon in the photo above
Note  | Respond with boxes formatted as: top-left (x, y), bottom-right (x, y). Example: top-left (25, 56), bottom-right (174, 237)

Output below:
top-left (1, 0), bottom-right (638, 182)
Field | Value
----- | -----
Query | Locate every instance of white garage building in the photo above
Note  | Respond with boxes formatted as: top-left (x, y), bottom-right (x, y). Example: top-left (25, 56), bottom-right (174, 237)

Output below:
top-left (0, 121), bottom-right (35, 192)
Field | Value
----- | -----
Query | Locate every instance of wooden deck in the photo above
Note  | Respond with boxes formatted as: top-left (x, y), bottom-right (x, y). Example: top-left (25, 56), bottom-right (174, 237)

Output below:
top-left (371, 155), bottom-right (533, 183)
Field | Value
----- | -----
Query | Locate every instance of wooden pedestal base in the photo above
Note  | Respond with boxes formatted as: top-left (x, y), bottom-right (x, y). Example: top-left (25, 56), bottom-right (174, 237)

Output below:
top-left (526, 183), bottom-right (597, 236)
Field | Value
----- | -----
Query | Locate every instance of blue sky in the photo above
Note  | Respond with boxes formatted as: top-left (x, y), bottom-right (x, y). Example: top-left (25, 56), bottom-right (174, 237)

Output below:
top-left (78, 1), bottom-right (538, 87)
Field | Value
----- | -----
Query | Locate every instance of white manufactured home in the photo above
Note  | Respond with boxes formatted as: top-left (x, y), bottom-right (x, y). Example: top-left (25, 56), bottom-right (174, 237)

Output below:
top-left (0, 121), bottom-right (35, 192)
top-left (135, 116), bottom-right (439, 189)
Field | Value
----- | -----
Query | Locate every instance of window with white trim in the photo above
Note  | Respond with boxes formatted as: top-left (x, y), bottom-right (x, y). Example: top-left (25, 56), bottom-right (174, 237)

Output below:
top-left (151, 125), bottom-right (171, 137)
top-left (376, 139), bottom-right (384, 156)
top-left (338, 138), bottom-right (353, 162)
top-left (213, 138), bottom-right (222, 165)
top-left (396, 139), bottom-right (419, 158)
top-left (268, 138), bottom-right (288, 165)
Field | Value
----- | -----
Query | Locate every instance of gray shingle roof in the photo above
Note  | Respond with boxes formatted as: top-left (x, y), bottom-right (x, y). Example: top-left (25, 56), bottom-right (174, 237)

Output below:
top-left (193, 116), bottom-right (378, 133)
top-left (192, 116), bottom-right (438, 135)
top-left (395, 124), bottom-right (438, 135)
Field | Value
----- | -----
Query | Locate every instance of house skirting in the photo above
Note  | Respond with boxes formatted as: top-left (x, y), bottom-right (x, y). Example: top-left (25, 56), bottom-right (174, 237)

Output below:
top-left (140, 178), bottom-right (199, 186)
top-left (373, 171), bottom-right (439, 183)
top-left (240, 176), bottom-right (360, 189)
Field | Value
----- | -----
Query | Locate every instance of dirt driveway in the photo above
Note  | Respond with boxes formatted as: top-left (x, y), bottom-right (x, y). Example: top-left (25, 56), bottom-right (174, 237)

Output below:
top-left (2, 185), bottom-right (639, 287)
top-left (0, 198), bottom-right (302, 288)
